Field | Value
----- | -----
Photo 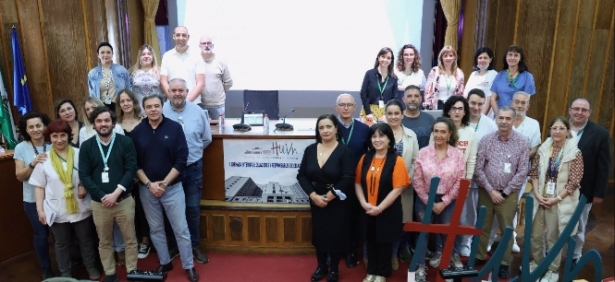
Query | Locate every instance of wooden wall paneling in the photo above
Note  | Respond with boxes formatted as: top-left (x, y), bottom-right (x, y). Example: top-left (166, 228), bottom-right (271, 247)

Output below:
top-left (82, 0), bottom-right (107, 70)
top-left (0, 1), bottom-right (18, 96)
top-left (483, 0), bottom-right (498, 52)
top-left (39, 0), bottom-right (89, 108)
top-left (593, 0), bottom-right (615, 122)
top-left (582, 0), bottom-right (612, 119)
top-left (229, 215), bottom-right (243, 241)
top-left (15, 0), bottom-right (52, 114)
top-left (459, 0), bottom-right (478, 76)
top-left (248, 216), bottom-right (260, 242)
top-left (265, 216), bottom-right (277, 242)
top-left (492, 0), bottom-right (518, 70)
top-left (212, 214), bottom-right (225, 241)
top-left (567, 0), bottom-right (597, 100)
top-left (200, 213), bottom-right (208, 240)
top-left (202, 138), bottom-right (225, 200)
top-left (283, 216), bottom-right (296, 243)
top-left (541, 0), bottom-right (581, 135)
top-left (598, 15), bottom-right (614, 128)
top-left (127, 0), bottom-right (144, 66)
top-left (104, 0), bottom-right (121, 64)
top-left (301, 216), bottom-right (311, 243)
top-left (515, 0), bottom-right (558, 124)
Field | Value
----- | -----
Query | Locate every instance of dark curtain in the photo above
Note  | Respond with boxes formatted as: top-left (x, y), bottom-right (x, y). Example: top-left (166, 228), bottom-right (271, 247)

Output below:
top-left (432, 1), bottom-right (448, 66)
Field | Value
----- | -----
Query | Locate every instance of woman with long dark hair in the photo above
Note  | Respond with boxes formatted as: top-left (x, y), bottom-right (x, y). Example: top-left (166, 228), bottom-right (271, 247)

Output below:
top-left (355, 123), bottom-right (410, 282)
top-left (360, 48), bottom-right (398, 122)
top-left (297, 114), bottom-right (355, 282)
top-left (463, 47), bottom-right (498, 118)
top-left (490, 45), bottom-right (535, 114)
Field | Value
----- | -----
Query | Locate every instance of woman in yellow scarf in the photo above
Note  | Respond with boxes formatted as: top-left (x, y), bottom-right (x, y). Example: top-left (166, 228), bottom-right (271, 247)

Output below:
top-left (29, 119), bottom-right (100, 280)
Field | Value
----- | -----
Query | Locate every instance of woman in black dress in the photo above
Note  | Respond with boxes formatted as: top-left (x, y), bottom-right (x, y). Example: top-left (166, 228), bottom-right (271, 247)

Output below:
top-left (297, 114), bottom-right (355, 282)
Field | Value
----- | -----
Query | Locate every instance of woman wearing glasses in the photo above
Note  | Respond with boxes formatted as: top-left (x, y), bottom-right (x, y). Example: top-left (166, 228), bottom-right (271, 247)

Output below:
top-left (88, 42), bottom-right (132, 111)
top-left (424, 46), bottom-right (465, 110)
top-left (528, 117), bottom-right (583, 282)
top-left (490, 45), bottom-right (535, 115)
top-left (360, 48), bottom-right (398, 122)
top-left (394, 44), bottom-right (426, 97)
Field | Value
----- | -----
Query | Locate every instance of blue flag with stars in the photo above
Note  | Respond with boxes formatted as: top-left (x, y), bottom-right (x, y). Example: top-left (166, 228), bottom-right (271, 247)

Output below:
top-left (12, 28), bottom-right (33, 116)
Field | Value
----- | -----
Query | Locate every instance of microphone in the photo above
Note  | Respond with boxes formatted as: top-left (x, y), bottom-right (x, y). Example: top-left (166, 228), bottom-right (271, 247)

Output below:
top-left (275, 108), bottom-right (295, 131)
top-left (233, 102), bottom-right (252, 132)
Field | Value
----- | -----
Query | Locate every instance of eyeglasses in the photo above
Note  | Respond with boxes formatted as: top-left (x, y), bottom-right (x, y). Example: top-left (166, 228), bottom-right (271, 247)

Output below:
top-left (550, 126), bottom-right (567, 131)
top-left (199, 42), bottom-right (213, 45)
top-left (570, 107), bottom-right (590, 113)
top-left (451, 106), bottom-right (464, 112)
top-left (336, 103), bottom-right (355, 108)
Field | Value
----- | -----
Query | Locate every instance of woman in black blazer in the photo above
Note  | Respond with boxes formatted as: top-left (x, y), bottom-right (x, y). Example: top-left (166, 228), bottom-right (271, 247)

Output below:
top-left (360, 48), bottom-right (398, 123)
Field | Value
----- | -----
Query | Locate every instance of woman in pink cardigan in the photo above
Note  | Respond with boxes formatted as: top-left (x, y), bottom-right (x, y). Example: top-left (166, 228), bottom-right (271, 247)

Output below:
top-left (423, 46), bottom-right (465, 110)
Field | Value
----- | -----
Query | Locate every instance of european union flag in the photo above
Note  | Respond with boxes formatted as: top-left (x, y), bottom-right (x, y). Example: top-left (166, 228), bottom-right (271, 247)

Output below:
top-left (12, 28), bottom-right (33, 116)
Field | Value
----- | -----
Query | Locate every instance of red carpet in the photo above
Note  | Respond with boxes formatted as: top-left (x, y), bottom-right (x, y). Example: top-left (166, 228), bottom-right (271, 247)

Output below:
top-left (108, 253), bottom-right (507, 282)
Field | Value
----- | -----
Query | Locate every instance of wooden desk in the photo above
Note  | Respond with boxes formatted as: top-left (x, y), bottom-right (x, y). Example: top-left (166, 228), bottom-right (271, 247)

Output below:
top-left (199, 118), bottom-right (317, 254)
top-left (0, 152), bottom-right (35, 262)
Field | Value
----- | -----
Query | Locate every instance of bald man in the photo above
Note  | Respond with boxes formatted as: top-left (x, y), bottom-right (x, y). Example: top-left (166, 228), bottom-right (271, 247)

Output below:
top-left (199, 35), bottom-right (233, 119)
top-left (160, 26), bottom-right (205, 103)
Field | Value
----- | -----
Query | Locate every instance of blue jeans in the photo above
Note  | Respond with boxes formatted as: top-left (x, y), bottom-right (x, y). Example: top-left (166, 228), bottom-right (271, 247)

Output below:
top-left (204, 106), bottom-right (225, 120)
top-left (414, 198), bottom-right (458, 263)
top-left (23, 202), bottom-right (52, 269)
top-left (167, 160), bottom-right (203, 248)
top-left (140, 182), bottom-right (193, 269)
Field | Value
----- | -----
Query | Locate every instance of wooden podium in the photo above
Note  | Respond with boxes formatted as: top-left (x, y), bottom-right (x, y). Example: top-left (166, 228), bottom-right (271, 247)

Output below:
top-left (199, 118), bottom-right (317, 254)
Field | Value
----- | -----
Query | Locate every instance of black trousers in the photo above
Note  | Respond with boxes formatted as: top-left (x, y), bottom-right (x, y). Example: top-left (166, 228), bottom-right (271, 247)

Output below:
top-left (366, 216), bottom-right (393, 277)
top-left (316, 250), bottom-right (342, 272)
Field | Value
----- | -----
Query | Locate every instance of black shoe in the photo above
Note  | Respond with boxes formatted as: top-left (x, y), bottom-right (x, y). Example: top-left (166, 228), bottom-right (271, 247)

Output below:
top-left (571, 258), bottom-right (579, 270)
top-left (311, 267), bottom-right (328, 281)
top-left (327, 271), bottom-right (339, 282)
top-left (42, 267), bottom-right (55, 279)
top-left (155, 262), bottom-right (174, 273)
top-left (186, 267), bottom-right (199, 282)
top-left (103, 274), bottom-right (119, 282)
top-left (345, 253), bottom-right (357, 268)
top-left (169, 247), bottom-right (180, 260)
top-left (474, 258), bottom-right (487, 265)
top-left (193, 246), bottom-right (209, 264)
top-left (498, 265), bottom-right (510, 279)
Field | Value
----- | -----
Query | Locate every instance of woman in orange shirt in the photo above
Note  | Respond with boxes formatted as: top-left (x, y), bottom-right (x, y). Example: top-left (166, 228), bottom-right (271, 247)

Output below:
top-left (355, 123), bottom-right (410, 282)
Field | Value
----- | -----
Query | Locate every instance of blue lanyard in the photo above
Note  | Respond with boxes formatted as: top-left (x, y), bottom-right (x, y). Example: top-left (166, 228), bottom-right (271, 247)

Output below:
top-left (96, 132), bottom-right (116, 171)
top-left (547, 145), bottom-right (564, 179)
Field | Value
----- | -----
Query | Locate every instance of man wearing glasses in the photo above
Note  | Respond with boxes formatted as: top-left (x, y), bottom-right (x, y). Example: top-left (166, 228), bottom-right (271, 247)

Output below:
top-left (199, 36), bottom-right (233, 120)
top-left (487, 91), bottom-right (541, 253)
top-left (568, 98), bottom-right (611, 268)
top-left (162, 78), bottom-right (212, 265)
top-left (334, 93), bottom-right (369, 268)
top-left (160, 26), bottom-right (205, 103)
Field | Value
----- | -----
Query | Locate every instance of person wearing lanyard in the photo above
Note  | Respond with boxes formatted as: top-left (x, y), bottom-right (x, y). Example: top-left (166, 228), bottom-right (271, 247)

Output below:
top-left (360, 47), bottom-right (398, 122)
top-left (457, 89), bottom-right (497, 256)
top-left (334, 93), bottom-right (370, 268)
top-left (528, 116), bottom-right (583, 282)
top-left (79, 107), bottom-right (138, 282)
top-left (163, 78), bottom-right (212, 264)
top-left (423, 46), bottom-right (465, 110)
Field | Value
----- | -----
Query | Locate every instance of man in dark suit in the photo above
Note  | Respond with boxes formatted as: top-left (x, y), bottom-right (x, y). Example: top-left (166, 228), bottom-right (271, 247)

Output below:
top-left (568, 98), bottom-right (611, 266)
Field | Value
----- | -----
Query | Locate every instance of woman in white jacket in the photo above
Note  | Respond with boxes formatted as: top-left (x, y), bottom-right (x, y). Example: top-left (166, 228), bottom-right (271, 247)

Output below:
top-left (529, 116), bottom-right (583, 282)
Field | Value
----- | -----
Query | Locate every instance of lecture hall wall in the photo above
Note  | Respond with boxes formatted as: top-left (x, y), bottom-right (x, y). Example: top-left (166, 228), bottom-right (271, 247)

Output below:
top-left (461, 0), bottom-right (614, 184)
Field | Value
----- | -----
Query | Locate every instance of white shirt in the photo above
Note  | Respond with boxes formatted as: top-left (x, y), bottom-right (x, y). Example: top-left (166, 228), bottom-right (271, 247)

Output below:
top-left (469, 114), bottom-right (498, 142)
top-left (464, 70), bottom-right (498, 118)
top-left (160, 46), bottom-right (205, 91)
top-left (513, 116), bottom-right (542, 148)
top-left (394, 69), bottom-right (426, 90)
top-left (29, 149), bottom-right (92, 223)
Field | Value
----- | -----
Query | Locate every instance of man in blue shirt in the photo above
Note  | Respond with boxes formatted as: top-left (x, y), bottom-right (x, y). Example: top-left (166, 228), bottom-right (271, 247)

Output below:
top-left (131, 94), bottom-right (199, 282)
top-left (163, 78), bottom-right (212, 264)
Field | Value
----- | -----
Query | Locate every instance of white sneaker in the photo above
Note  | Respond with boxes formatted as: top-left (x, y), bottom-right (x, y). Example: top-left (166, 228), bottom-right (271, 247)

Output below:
top-left (137, 243), bottom-right (150, 259)
top-left (487, 244), bottom-right (492, 253)
top-left (429, 251), bottom-right (442, 268)
top-left (373, 275), bottom-right (387, 282)
top-left (459, 245), bottom-right (471, 257)
top-left (512, 242), bottom-right (521, 253)
top-left (415, 265), bottom-right (428, 282)
top-left (540, 270), bottom-right (559, 282)
top-left (451, 254), bottom-right (463, 269)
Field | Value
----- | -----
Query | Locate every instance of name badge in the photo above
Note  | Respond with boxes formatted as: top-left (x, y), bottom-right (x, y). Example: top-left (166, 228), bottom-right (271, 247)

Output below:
top-left (102, 172), bottom-right (109, 183)
top-left (378, 100), bottom-right (385, 109)
top-left (546, 181), bottom-right (556, 195)
top-left (504, 163), bottom-right (511, 173)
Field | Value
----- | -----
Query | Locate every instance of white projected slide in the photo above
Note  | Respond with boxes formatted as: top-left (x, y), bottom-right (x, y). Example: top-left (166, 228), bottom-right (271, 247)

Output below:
top-left (183, 0), bottom-right (423, 91)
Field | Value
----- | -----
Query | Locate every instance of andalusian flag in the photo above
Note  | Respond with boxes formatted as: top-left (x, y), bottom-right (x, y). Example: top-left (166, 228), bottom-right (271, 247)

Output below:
top-left (12, 28), bottom-right (32, 116)
top-left (0, 68), bottom-right (17, 149)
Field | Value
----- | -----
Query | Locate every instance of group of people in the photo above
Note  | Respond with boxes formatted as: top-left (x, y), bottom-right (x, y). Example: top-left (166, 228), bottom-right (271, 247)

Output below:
top-left (14, 26), bottom-right (231, 282)
top-left (300, 45), bottom-right (610, 282)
